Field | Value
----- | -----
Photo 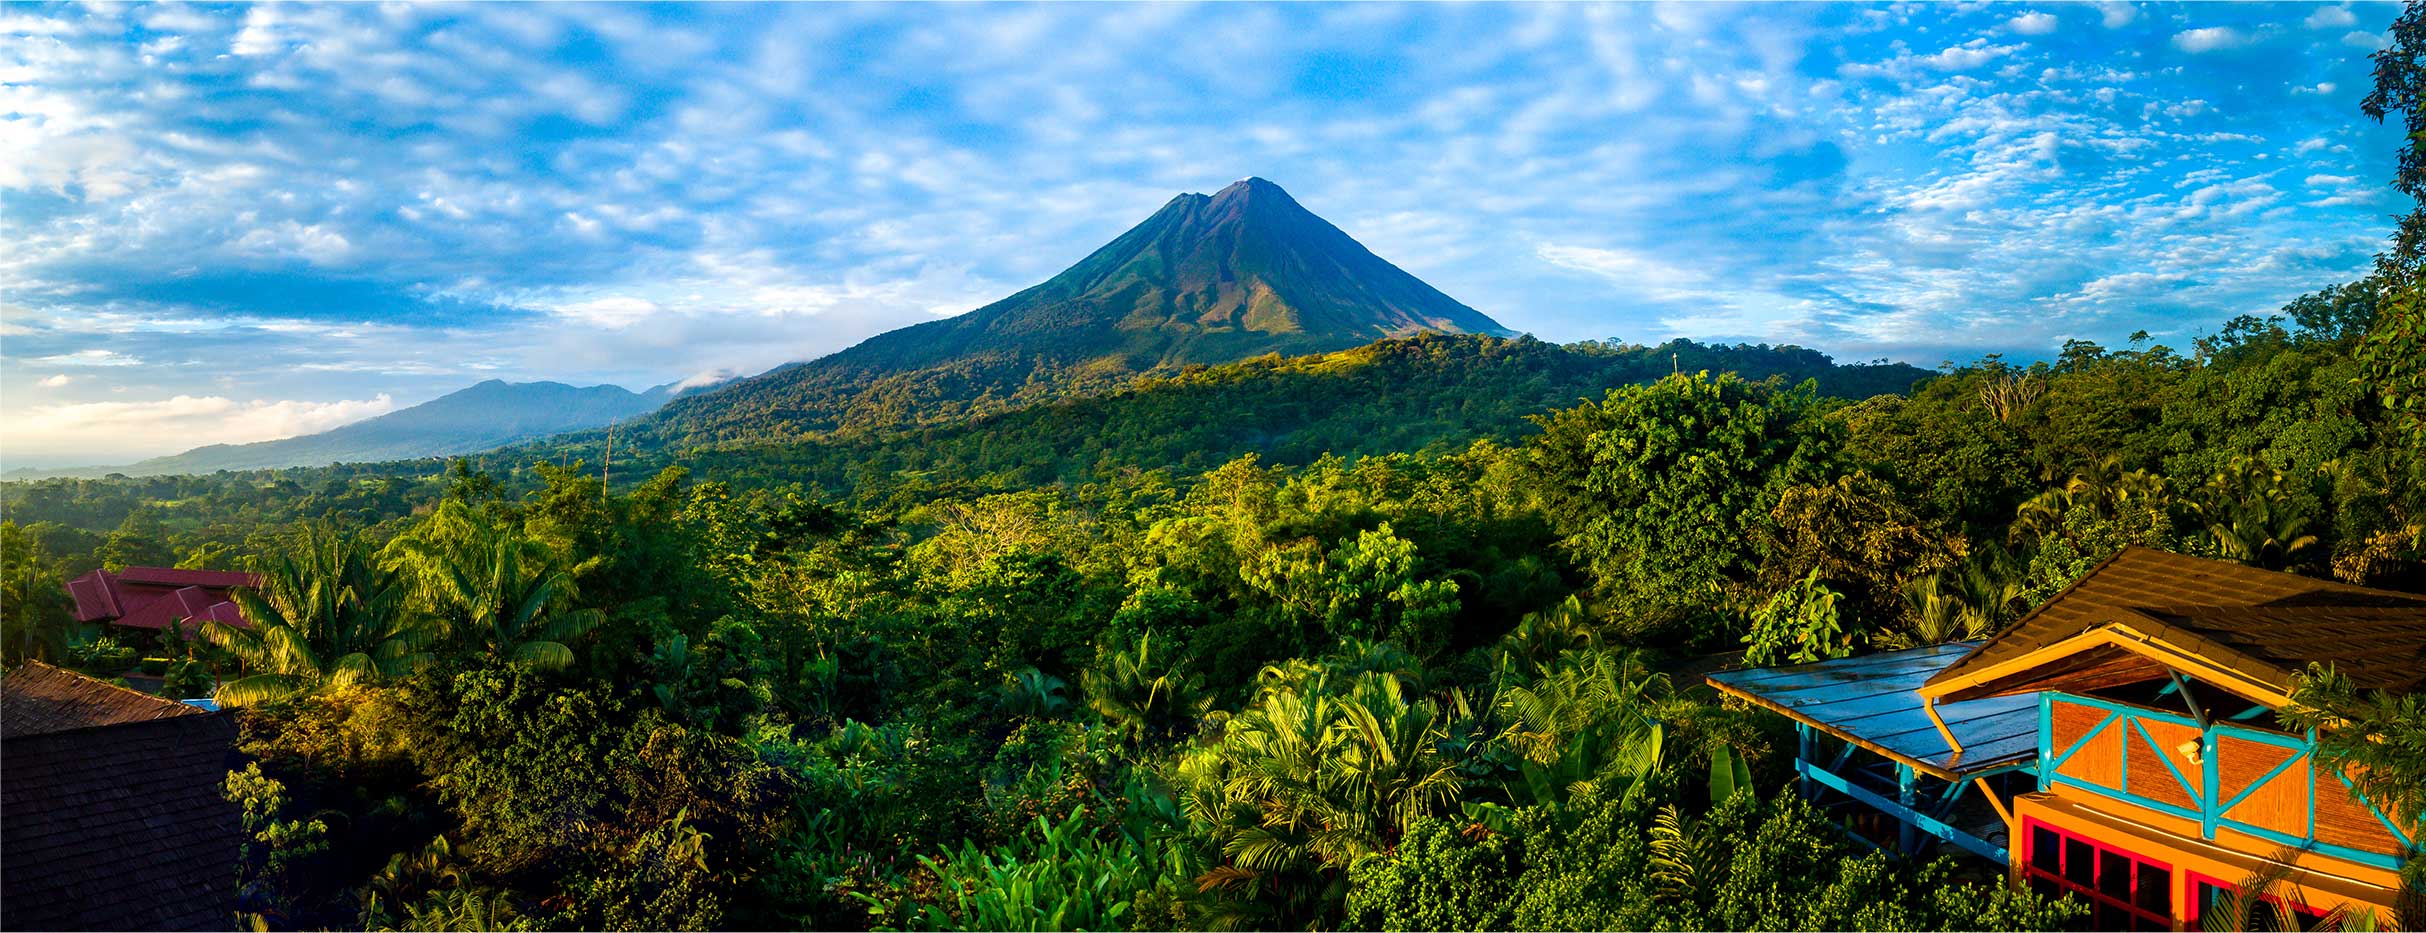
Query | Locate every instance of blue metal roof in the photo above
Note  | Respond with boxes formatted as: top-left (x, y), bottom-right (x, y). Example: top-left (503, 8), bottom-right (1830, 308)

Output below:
top-left (1706, 642), bottom-right (2039, 779)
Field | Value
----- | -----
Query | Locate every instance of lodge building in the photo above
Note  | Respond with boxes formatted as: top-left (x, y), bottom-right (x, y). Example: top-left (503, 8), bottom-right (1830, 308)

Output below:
top-left (1710, 547), bottom-right (2423, 930)
top-left (67, 565), bottom-right (259, 636)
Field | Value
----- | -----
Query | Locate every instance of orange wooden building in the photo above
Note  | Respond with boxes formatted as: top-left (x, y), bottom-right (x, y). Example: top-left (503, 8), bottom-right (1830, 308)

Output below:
top-left (1715, 548), bottom-right (2423, 930)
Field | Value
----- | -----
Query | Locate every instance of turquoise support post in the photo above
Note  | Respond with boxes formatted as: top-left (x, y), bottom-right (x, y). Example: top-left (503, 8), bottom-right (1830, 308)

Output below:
top-left (1798, 723), bottom-right (1815, 800)
top-left (1898, 763), bottom-right (1919, 853)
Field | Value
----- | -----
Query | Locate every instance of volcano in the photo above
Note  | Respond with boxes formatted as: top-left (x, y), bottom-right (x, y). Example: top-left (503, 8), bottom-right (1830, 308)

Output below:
top-left (642, 178), bottom-right (1511, 446)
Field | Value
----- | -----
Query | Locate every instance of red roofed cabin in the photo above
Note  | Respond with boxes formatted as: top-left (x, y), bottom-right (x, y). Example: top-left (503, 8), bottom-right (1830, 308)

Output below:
top-left (67, 566), bottom-right (259, 636)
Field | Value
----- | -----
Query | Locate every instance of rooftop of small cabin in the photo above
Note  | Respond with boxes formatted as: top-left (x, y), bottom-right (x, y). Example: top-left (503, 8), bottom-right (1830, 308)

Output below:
top-left (1706, 641), bottom-right (2038, 781)
top-left (0, 661), bottom-right (241, 930)
top-left (1920, 548), bottom-right (2426, 705)
top-left (0, 660), bottom-right (211, 739)
top-left (1708, 549), bottom-right (2426, 782)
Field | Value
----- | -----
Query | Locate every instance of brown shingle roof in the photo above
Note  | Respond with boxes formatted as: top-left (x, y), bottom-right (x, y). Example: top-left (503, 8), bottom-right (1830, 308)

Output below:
top-left (1, 663), bottom-right (240, 931)
top-left (1921, 548), bottom-right (2426, 701)
top-left (1, 661), bottom-right (209, 739)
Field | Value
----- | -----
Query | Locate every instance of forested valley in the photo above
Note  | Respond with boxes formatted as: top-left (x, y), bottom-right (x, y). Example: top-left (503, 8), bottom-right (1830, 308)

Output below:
top-left (3, 274), bottom-right (2419, 930)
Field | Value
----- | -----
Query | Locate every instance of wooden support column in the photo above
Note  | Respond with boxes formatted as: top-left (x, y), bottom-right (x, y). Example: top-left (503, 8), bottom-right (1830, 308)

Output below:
top-left (1924, 697), bottom-right (1963, 757)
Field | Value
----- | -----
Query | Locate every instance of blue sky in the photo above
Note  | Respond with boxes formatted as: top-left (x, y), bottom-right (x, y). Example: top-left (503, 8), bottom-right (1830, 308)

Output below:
top-left (0, 1), bottom-right (2402, 466)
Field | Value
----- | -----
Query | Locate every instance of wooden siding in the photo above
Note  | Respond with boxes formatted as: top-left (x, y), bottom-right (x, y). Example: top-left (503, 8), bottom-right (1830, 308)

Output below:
top-left (2126, 717), bottom-right (2203, 811)
top-left (2217, 736), bottom-right (2306, 838)
top-left (2051, 699), bottom-right (2124, 790)
top-left (2312, 767), bottom-right (2404, 854)
top-left (2042, 693), bottom-right (2410, 871)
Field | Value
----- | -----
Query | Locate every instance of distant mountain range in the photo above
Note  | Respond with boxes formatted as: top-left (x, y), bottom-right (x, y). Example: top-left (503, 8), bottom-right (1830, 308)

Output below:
top-left (10, 379), bottom-right (687, 479)
top-left (631, 177), bottom-right (1514, 448)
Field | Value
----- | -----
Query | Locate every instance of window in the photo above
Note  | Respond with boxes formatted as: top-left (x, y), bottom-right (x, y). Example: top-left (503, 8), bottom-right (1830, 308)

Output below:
top-left (2189, 874), bottom-right (2328, 929)
top-left (2021, 819), bottom-right (2175, 931)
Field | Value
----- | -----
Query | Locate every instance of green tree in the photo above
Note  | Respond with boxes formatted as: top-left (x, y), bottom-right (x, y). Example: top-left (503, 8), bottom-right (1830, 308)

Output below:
top-left (1, 521), bottom-right (76, 664)
top-left (1492, 648), bottom-right (1670, 810)
top-left (1082, 630), bottom-right (1210, 746)
top-left (203, 524), bottom-right (424, 706)
top-left (2279, 663), bottom-right (2426, 849)
top-left (2285, 280), bottom-right (2383, 346)
top-left (98, 507), bottom-right (175, 571)
top-left (2357, 286), bottom-right (2426, 453)
top-left (2189, 458), bottom-right (2327, 572)
top-left (1742, 569), bottom-right (1852, 666)
top-left (387, 517), bottom-right (602, 671)
top-left (224, 762), bottom-right (332, 918)
top-left (2366, 0), bottom-right (2426, 285)
top-left (1179, 665), bottom-right (1461, 927)
top-left (1529, 372), bottom-right (1844, 640)
top-left (1242, 522), bottom-right (1460, 656)
top-left (1880, 564), bottom-right (2013, 649)
top-left (1763, 469), bottom-right (1961, 624)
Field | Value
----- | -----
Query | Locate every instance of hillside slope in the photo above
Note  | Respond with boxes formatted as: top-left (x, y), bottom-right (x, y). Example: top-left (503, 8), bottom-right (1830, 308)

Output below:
top-left (648, 333), bottom-right (1934, 501)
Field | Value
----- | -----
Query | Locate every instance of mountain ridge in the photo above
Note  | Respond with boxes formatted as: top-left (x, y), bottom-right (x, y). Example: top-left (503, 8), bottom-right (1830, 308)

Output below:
top-left (7, 379), bottom-right (689, 479)
top-left (632, 177), bottom-right (1512, 448)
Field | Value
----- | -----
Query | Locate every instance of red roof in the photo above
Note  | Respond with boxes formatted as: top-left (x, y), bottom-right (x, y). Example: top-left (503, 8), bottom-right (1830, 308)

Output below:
top-left (60, 566), bottom-right (258, 634)
top-left (116, 567), bottom-right (259, 589)
top-left (67, 570), bottom-right (121, 622)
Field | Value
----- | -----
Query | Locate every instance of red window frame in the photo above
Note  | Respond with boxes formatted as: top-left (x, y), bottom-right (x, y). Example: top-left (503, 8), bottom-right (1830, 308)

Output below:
top-left (2186, 871), bottom-right (2328, 927)
top-left (2021, 818), bottom-right (2175, 930)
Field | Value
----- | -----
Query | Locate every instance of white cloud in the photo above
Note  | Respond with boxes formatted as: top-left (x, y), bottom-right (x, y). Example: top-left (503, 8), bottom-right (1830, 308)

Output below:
top-left (2292, 83), bottom-right (2338, 96)
top-left (1922, 39), bottom-right (2023, 71)
top-left (2009, 12), bottom-right (2058, 36)
top-left (30, 348), bottom-right (142, 366)
top-left (3, 393), bottom-right (396, 464)
top-left (2344, 30), bottom-right (2389, 51)
top-left (227, 6), bottom-right (291, 57)
top-left (233, 221), bottom-right (353, 265)
top-left (673, 369), bottom-right (738, 391)
top-left (2173, 27), bottom-right (2248, 53)
top-left (37, 374), bottom-right (72, 388)
top-left (1536, 243), bottom-right (1707, 298)
top-left (545, 295), bottom-right (662, 329)
top-left (2099, 3), bottom-right (2138, 29)
top-left (2305, 7), bottom-right (2358, 30)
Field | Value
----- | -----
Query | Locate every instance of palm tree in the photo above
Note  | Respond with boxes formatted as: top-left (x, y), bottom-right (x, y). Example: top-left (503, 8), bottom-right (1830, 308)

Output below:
top-left (385, 515), bottom-right (599, 670)
top-left (2195, 460), bottom-right (2322, 571)
top-left (1001, 666), bottom-right (1070, 719)
top-left (2198, 846), bottom-right (2382, 932)
top-left (1, 523), bottom-right (75, 665)
top-left (1082, 630), bottom-right (1207, 745)
top-left (2012, 456), bottom-right (2173, 545)
top-left (1494, 648), bottom-right (1669, 808)
top-left (1326, 672), bottom-right (1463, 844)
top-left (1180, 666), bottom-right (1460, 927)
top-left (203, 523), bottom-right (423, 706)
top-left (1494, 594), bottom-right (1602, 679)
